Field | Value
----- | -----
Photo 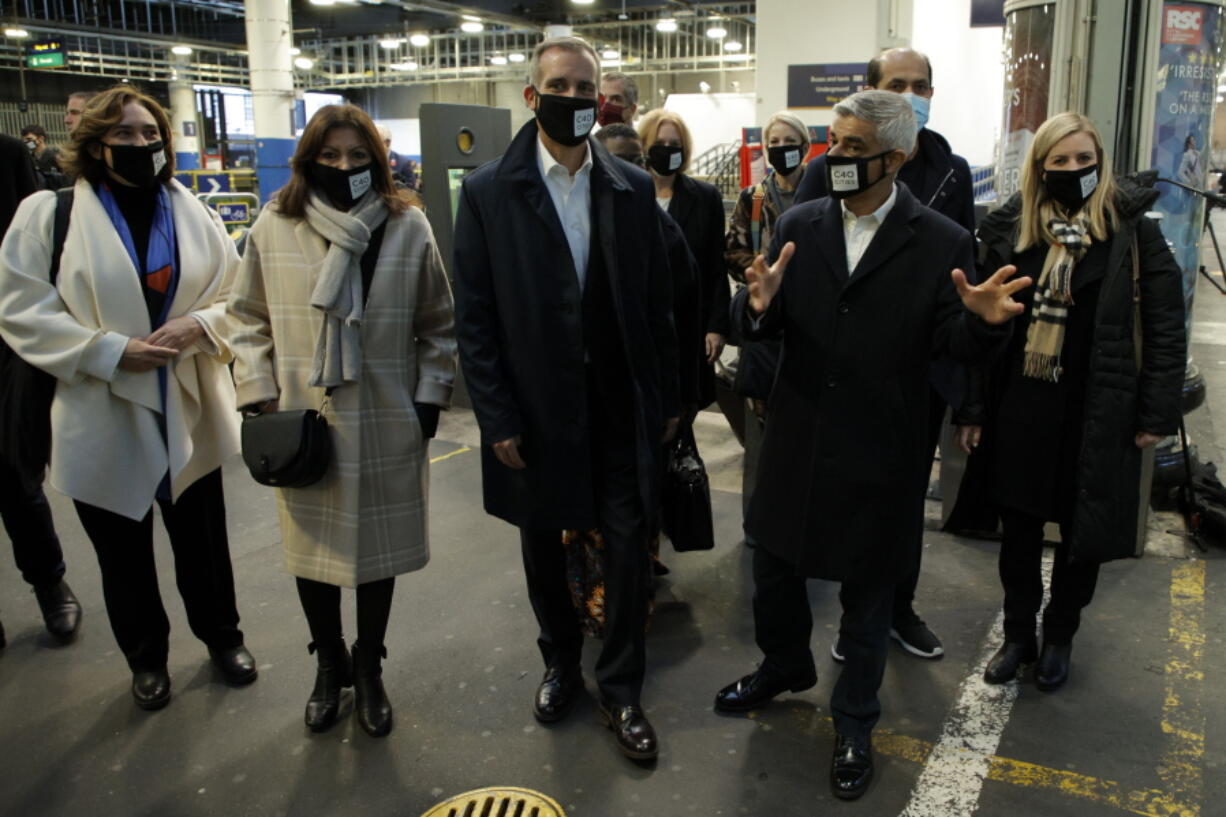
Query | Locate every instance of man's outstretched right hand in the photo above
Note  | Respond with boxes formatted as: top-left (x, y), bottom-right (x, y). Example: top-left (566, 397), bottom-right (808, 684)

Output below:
top-left (744, 241), bottom-right (796, 315)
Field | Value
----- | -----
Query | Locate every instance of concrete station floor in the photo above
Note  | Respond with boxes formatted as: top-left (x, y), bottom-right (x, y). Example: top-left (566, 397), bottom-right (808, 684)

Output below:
top-left (3, 217), bottom-right (1226, 817)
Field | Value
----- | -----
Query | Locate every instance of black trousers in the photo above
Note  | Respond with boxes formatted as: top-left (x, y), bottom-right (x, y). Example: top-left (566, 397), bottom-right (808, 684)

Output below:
top-left (74, 468), bottom-right (243, 672)
top-left (891, 385), bottom-right (948, 624)
top-left (0, 460), bottom-right (65, 588)
top-left (752, 545), bottom-right (893, 745)
top-left (999, 509), bottom-right (1101, 646)
top-left (521, 382), bottom-right (649, 707)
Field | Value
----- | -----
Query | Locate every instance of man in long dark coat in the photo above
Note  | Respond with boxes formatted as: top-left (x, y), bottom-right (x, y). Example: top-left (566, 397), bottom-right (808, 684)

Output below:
top-left (713, 91), bottom-right (1030, 799)
top-left (453, 36), bottom-right (679, 762)
top-left (797, 47), bottom-right (980, 660)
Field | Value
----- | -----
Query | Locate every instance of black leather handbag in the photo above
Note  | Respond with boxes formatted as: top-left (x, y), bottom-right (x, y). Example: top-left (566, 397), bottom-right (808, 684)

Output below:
top-left (661, 431), bottom-right (715, 552)
top-left (240, 400), bottom-right (332, 488)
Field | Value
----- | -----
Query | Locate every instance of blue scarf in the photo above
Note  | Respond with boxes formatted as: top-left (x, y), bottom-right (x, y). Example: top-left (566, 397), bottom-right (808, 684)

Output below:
top-left (98, 183), bottom-right (180, 500)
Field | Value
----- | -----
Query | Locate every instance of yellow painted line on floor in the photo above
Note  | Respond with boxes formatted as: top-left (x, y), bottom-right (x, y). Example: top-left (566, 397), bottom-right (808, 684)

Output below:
top-left (984, 756), bottom-right (1174, 816)
top-left (430, 446), bottom-right (472, 464)
top-left (868, 730), bottom-right (1194, 817)
top-left (1153, 559), bottom-right (1207, 817)
top-left (875, 560), bottom-right (1207, 817)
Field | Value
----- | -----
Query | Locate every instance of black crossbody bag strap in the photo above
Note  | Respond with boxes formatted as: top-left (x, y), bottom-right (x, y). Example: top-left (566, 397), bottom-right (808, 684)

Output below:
top-left (49, 187), bottom-right (74, 286)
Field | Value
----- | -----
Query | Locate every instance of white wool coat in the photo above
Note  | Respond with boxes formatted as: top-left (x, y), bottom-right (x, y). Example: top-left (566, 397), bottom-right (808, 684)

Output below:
top-left (227, 203), bottom-right (456, 588)
top-left (0, 178), bottom-right (240, 520)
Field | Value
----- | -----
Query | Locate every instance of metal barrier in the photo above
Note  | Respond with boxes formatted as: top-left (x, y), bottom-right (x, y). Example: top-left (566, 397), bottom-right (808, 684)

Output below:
top-left (197, 192), bottom-right (260, 229)
top-left (691, 141), bottom-right (743, 200)
top-left (175, 169), bottom-right (259, 197)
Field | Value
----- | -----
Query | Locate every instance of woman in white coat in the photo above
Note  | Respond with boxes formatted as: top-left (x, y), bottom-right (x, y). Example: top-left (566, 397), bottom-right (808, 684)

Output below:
top-left (228, 105), bottom-right (457, 737)
top-left (0, 86), bottom-right (255, 710)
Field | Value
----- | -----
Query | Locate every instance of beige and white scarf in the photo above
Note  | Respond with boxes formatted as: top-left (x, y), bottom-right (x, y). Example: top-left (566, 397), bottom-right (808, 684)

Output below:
top-left (1022, 217), bottom-right (1091, 382)
top-left (303, 191), bottom-right (388, 388)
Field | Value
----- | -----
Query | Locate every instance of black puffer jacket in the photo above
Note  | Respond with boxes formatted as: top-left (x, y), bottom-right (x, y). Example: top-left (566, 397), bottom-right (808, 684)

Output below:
top-left (947, 178), bottom-right (1186, 564)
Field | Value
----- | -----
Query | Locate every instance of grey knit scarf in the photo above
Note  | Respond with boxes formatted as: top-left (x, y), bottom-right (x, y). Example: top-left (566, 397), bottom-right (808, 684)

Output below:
top-left (303, 191), bottom-right (388, 388)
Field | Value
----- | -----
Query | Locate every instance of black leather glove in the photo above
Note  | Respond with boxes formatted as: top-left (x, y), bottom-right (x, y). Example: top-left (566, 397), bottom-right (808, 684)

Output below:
top-left (414, 402), bottom-right (440, 439)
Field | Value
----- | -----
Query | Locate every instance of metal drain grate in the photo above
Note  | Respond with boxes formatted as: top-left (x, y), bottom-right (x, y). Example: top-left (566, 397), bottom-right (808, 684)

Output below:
top-left (420, 786), bottom-right (567, 817)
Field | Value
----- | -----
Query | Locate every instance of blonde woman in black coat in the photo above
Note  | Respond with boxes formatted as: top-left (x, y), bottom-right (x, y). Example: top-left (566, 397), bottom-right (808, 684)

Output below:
top-left (950, 112), bottom-right (1185, 692)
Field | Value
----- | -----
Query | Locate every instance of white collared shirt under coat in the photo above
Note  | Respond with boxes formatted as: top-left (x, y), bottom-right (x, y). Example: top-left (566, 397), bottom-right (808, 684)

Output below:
top-left (841, 183), bottom-right (898, 274)
top-left (227, 202), bottom-right (458, 588)
top-left (0, 178), bottom-right (241, 520)
top-left (537, 135), bottom-right (593, 291)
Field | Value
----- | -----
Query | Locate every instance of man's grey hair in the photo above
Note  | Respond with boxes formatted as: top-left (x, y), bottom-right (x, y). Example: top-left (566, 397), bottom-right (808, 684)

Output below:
top-left (529, 36), bottom-right (601, 88)
top-left (833, 90), bottom-right (917, 156)
top-left (602, 71), bottom-right (639, 106)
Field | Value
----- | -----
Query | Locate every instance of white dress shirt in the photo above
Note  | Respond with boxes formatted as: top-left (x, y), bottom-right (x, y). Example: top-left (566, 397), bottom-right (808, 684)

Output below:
top-left (841, 184), bottom-right (898, 275)
top-left (537, 136), bottom-right (593, 292)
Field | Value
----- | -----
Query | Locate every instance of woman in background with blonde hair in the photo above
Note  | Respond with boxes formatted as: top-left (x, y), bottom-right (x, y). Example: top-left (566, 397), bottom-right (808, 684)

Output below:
top-left (950, 112), bottom-right (1185, 692)
top-left (638, 108), bottom-right (728, 411)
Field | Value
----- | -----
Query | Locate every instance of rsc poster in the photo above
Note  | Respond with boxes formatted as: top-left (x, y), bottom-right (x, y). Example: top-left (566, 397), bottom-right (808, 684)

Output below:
top-left (1150, 1), bottom-right (1225, 335)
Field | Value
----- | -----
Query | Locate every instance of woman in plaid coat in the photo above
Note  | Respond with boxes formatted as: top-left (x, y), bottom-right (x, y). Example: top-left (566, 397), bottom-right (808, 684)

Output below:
top-left (227, 105), bottom-right (457, 738)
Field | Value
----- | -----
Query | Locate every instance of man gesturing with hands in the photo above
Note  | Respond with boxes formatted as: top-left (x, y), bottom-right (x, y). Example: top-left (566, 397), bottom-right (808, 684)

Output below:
top-left (714, 91), bottom-right (1029, 800)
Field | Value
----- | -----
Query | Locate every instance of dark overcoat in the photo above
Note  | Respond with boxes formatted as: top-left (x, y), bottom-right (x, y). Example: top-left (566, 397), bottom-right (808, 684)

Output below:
top-left (797, 128), bottom-right (978, 409)
top-left (669, 172), bottom-right (730, 407)
top-left (946, 182), bottom-right (1186, 563)
top-left (660, 210), bottom-right (704, 408)
top-left (737, 184), bottom-right (1009, 583)
top-left (453, 121), bottom-right (680, 530)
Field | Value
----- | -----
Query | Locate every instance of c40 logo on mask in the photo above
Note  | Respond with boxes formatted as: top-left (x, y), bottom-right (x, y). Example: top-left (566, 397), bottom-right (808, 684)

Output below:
top-left (573, 108), bottom-right (595, 139)
top-left (830, 164), bottom-right (860, 192)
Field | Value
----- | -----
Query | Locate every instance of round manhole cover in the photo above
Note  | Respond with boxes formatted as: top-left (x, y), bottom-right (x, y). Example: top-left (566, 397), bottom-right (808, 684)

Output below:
top-left (420, 786), bottom-right (567, 817)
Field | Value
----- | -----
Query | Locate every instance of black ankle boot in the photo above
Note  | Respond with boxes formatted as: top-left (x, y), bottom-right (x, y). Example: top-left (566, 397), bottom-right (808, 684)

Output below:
top-left (304, 639), bottom-right (352, 732)
top-left (352, 642), bottom-right (392, 737)
top-left (1035, 642), bottom-right (1072, 692)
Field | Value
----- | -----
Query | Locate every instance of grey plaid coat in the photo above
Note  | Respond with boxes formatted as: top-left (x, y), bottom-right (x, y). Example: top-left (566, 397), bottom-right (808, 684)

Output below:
top-left (227, 203), bottom-right (457, 587)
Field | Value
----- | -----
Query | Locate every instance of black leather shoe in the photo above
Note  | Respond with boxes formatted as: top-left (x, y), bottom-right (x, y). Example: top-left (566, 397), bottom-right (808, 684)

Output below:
top-left (132, 668), bottom-right (172, 711)
top-left (598, 698), bottom-right (658, 761)
top-left (983, 642), bottom-right (1037, 685)
top-left (305, 639), bottom-right (352, 732)
top-left (209, 644), bottom-right (259, 685)
top-left (713, 667), bottom-right (816, 713)
top-left (34, 580), bottom-right (81, 642)
top-left (532, 665), bottom-right (582, 723)
top-left (352, 642), bottom-right (393, 737)
top-left (1035, 642), bottom-right (1072, 692)
top-left (830, 734), bottom-right (873, 800)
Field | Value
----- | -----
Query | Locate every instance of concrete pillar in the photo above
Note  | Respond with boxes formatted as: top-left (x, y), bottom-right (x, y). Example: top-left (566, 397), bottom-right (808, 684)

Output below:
top-left (169, 56), bottom-right (200, 170)
top-left (244, 0), bottom-right (295, 200)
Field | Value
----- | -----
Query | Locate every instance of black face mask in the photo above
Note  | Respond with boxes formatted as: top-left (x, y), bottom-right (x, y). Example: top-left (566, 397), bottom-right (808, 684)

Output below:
top-left (308, 161), bottom-right (373, 208)
top-left (105, 141), bottom-right (167, 188)
top-left (533, 91), bottom-right (597, 147)
top-left (648, 144), bottom-right (684, 176)
top-left (824, 150), bottom-right (893, 199)
top-left (1043, 164), bottom-right (1099, 212)
top-left (768, 144), bottom-right (805, 176)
